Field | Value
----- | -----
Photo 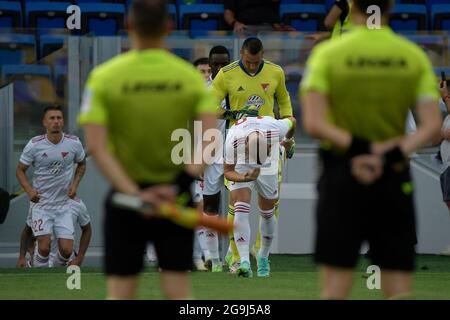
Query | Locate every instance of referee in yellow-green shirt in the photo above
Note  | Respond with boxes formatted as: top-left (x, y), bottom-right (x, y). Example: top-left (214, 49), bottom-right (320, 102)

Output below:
top-left (78, 0), bottom-right (217, 300)
top-left (301, 0), bottom-right (441, 299)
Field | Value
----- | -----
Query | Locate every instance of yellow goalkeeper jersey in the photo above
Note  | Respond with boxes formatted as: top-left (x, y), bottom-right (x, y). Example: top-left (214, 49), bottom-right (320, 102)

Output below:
top-left (211, 59), bottom-right (293, 125)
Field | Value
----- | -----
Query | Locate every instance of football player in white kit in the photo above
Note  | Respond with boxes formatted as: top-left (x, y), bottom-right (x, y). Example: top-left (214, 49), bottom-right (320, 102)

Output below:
top-left (49, 197), bottom-right (92, 266)
top-left (16, 105), bottom-right (86, 268)
top-left (18, 197), bottom-right (91, 267)
top-left (224, 116), bottom-right (296, 278)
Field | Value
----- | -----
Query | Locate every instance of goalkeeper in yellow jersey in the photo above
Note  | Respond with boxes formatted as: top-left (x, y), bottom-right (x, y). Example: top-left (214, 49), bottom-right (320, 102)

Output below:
top-left (211, 37), bottom-right (294, 272)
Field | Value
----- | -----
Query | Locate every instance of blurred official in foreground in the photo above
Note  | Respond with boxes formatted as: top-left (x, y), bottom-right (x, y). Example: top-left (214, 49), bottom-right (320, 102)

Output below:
top-left (301, 0), bottom-right (441, 299)
top-left (79, 0), bottom-right (217, 299)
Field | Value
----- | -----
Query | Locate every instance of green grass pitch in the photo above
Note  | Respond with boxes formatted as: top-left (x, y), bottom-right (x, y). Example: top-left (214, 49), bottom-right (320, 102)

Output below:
top-left (1, 255), bottom-right (449, 299)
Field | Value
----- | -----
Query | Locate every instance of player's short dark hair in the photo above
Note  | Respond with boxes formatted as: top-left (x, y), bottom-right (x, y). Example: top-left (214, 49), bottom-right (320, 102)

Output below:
top-left (193, 57), bottom-right (210, 67)
top-left (129, 0), bottom-right (168, 38)
top-left (43, 105), bottom-right (63, 118)
top-left (242, 37), bottom-right (263, 55)
top-left (209, 45), bottom-right (230, 60)
top-left (353, 0), bottom-right (392, 15)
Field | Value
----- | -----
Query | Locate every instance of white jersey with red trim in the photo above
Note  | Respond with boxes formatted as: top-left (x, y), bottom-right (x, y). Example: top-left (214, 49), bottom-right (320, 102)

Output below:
top-left (19, 133), bottom-right (85, 209)
top-left (225, 116), bottom-right (290, 175)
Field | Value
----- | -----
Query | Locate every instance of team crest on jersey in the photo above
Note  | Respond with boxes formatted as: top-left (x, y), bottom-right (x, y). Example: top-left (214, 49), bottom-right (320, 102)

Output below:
top-left (245, 95), bottom-right (265, 109)
top-left (261, 83), bottom-right (270, 92)
top-left (61, 152), bottom-right (69, 159)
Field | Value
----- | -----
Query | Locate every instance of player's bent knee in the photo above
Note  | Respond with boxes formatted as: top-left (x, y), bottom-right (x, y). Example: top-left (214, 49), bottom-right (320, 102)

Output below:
top-left (38, 247), bottom-right (50, 257)
top-left (59, 247), bottom-right (73, 258)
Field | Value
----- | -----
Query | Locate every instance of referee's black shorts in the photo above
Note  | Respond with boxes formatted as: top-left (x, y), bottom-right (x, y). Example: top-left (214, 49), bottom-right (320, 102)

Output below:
top-left (314, 150), bottom-right (417, 272)
top-left (104, 181), bottom-right (195, 276)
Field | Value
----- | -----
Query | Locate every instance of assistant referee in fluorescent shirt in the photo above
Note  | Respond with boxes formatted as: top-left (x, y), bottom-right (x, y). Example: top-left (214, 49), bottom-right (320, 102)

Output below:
top-left (301, 0), bottom-right (441, 299)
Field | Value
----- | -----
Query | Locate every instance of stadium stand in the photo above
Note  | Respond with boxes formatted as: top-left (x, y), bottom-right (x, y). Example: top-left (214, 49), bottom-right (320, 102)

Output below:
top-left (179, 4), bottom-right (224, 36)
top-left (38, 34), bottom-right (66, 59)
top-left (0, 33), bottom-right (35, 65)
top-left (390, 4), bottom-right (428, 32)
top-left (0, 1), bottom-right (22, 28)
top-left (280, 4), bottom-right (327, 32)
top-left (26, 2), bottom-right (71, 33)
top-left (79, 3), bottom-right (125, 35)
top-left (431, 4), bottom-right (450, 31)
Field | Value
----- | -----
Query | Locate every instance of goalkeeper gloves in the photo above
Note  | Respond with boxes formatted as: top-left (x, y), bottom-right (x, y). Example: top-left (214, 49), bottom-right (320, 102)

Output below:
top-left (223, 107), bottom-right (259, 120)
top-left (286, 139), bottom-right (296, 159)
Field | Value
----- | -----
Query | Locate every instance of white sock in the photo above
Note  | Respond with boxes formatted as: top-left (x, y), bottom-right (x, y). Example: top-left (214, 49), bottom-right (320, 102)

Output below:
top-left (53, 250), bottom-right (70, 267)
top-left (258, 207), bottom-right (276, 258)
top-left (33, 252), bottom-right (49, 268)
top-left (193, 232), bottom-right (203, 260)
top-left (146, 243), bottom-right (157, 263)
top-left (196, 228), bottom-right (210, 259)
top-left (204, 214), bottom-right (220, 264)
top-left (233, 202), bottom-right (251, 264)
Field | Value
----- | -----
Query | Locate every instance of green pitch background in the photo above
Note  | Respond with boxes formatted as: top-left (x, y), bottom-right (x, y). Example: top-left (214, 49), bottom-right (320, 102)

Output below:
top-left (1, 255), bottom-right (449, 300)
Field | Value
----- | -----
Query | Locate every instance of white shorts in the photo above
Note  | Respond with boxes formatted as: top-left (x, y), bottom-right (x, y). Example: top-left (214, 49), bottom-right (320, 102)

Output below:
top-left (228, 173), bottom-right (279, 200)
top-left (203, 163), bottom-right (224, 195)
top-left (29, 204), bottom-right (74, 240)
top-left (193, 180), bottom-right (204, 203)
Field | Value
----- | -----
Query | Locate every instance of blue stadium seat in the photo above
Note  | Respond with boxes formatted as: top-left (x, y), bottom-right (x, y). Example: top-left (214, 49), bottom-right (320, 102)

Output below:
top-left (0, 34), bottom-right (35, 66)
top-left (179, 4), bottom-right (224, 36)
top-left (281, 0), bottom-right (326, 3)
top-left (280, 4), bottom-right (326, 32)
top-left (389, 4), bottom-right (427, 32)
top-left (1, 64), bottom-right (56, 107)
top-left (25, 2), bottom-right (70, 32)
top-left (79, 3), bottom-right (125, 35)
top-left (434, 67), bottom-right (450, 79)
top-left (1, 64), bottom-right (51, 79)
top-left (398, 0), bottom-right (426, 4)
top-left (431, 5), bottom-right (450, 31)
top-left (78, 0), bottom-right (122, 2)
top-left (426, 0), bottom-right (450, 11)
top-left (25, 0), bottom-right (71, 2)
top-left (0, 1), bottom-right (22, 28)
top-left (39, 34), bottom-right (67, 59)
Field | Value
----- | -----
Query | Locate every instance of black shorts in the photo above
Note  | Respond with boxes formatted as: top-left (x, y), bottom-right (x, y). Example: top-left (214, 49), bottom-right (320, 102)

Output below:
top-left (440, 166), bottom-right (450, 202)
top-left (104, 179), bottom-right (195, 276)
top-left (315, 150), bottom-right (417, 272)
